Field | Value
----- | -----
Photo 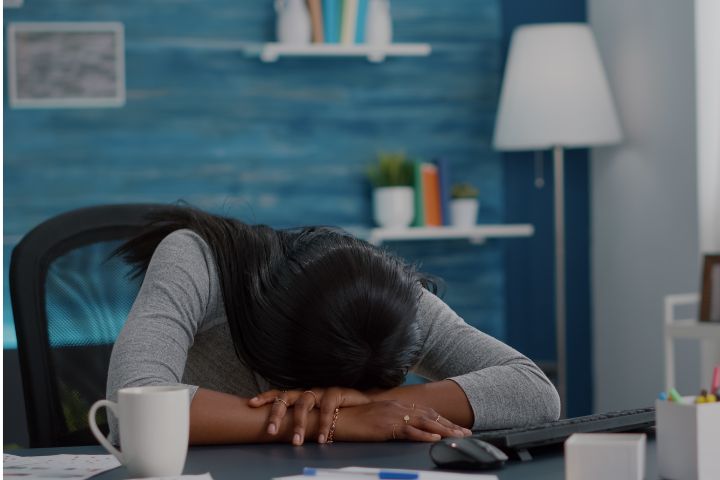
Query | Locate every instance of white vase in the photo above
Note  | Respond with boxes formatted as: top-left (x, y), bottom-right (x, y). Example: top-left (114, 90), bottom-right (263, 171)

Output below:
top-left (275, 0), bottom-right (312, 44)
top-left (373, 186), bottom-right (414, 228)
top-left (450, 199), bottom-right (480, 227)
top-left (365, 0), bottom-right (393, 46)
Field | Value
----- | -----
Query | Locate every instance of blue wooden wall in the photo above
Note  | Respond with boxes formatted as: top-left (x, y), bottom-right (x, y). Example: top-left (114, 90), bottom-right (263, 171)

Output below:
top-left (4, 0), bottom-right (505, 344)
top-left (3, 0), bottom-right (592, 421)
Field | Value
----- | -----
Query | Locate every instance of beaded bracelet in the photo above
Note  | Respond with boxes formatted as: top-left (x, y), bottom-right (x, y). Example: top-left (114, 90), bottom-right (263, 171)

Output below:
top-left (327, 407), bottom-right (340, 443)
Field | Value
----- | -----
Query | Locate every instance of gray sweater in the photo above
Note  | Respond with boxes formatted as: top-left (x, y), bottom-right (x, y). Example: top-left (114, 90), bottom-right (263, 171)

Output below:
top-left (107, 229), bottom-right (560, 443)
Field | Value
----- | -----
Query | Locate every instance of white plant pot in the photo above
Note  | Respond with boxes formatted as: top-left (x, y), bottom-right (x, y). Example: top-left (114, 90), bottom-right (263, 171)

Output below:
top-left (450, 198), bottom-right (479, 227)
top-left (365, 0), bottom-right (393, 46)
top-left (373, 186), bottom-right (414, 228)
top-left (275, 0), bottom-right (312, 44)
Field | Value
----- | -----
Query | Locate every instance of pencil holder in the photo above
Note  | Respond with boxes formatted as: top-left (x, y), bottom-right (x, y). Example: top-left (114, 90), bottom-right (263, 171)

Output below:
top-left (656, 397), bottom-right (720, 480)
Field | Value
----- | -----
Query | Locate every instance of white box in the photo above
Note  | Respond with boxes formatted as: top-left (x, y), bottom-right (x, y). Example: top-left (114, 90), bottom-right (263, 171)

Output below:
top-left (565, 433), bottom-right (646, 480)
top-left (656, 397), bottom-right (720, 480)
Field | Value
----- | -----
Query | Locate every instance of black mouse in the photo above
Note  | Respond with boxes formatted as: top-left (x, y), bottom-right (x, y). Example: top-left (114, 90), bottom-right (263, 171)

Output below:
top-left (429, 437), bottom-right (508, 470)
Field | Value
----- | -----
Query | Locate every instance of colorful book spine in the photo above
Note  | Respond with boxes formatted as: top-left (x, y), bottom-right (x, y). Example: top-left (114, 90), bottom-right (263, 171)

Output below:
top-left (422, 163), bottom-right (442, 227)
top-left (323, 0), bottom-right (342, 43)
top-left (412, 162), bottom-right (425, 227)
top-left (341, 0), bottom-right (358, 44)
top-left (308, 0), bottom-right (325, 43)
top-left (355, 0), bottom-right (368, 43)
top-left (434, 157), bottom-right (451, 226)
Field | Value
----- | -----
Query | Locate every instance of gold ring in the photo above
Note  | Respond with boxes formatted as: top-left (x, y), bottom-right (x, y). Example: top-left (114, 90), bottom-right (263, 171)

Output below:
top-left (435, 415), bottom-right (441, 423)
top-left (403, 414), bottom-right (411, 425)
top-left (274, 397), bottom-right (289, 407)
top-left (304, 390), bottom-right (319, 404)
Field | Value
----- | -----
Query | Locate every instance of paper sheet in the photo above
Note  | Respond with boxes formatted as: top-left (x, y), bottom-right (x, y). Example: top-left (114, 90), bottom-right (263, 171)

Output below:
top-left (129, 474), bottom-right (213, 480)
top-left (3, 455), bottom-right (212, 480)
top-left (275, 466), bottom-right (498, 479)
top-left (3, 453), bottom-right (121, 479)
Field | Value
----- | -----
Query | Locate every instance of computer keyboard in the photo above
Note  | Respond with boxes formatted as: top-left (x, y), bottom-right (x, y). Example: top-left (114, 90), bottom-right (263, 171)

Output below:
top-left (473, 407), bottom-right (655, 453)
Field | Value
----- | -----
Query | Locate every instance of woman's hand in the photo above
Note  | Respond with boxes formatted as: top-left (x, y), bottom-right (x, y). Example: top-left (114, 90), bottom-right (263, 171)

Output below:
top-left (334, 400), bottom-right (472, 442)
top-left (248, 387), bottom-right (372, 445)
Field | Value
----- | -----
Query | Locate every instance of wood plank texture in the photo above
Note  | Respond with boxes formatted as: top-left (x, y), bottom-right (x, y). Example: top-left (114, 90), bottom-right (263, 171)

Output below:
top-left (3, 0), bottom-right (506, 346)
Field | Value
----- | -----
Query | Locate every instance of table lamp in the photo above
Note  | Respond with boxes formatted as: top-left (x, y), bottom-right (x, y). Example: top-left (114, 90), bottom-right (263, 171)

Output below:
top-left (493, 23), bottom-right (622, 415)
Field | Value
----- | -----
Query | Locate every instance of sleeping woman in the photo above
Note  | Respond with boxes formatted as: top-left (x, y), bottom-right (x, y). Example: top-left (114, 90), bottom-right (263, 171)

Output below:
top-left (107, 205), bottom-right (560, 445)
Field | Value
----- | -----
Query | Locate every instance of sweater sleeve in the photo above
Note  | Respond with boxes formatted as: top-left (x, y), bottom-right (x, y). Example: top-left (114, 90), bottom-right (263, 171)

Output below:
top-left (106, 229), bottom-right (219, 444)
top-left (412, 290), bottom-right (561, 431)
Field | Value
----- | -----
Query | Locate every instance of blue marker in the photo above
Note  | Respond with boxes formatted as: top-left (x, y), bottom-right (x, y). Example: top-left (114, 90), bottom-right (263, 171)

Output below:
top-left (303, 467), bottom-right (419, 479)
top-left (658, 391), bottom-right (668, 401)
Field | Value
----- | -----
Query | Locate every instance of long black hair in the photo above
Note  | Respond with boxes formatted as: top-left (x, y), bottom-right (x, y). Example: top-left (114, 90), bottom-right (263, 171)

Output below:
top-left (115, 205), bottom-right (437, 390)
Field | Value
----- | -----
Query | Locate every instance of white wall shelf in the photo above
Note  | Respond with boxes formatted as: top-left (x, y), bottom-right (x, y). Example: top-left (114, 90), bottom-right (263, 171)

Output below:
top-left (245, 43), bottom-right (432, 63)
top-left (368, 224), bottom-right (534, 246)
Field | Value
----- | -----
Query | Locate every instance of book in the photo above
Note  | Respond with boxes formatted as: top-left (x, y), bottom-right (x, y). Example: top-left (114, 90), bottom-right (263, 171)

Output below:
top-left (341, 0), bottom-right (358, 44)
top-left (355, 0), bottom-right (368, 43)
top-left (421, 163), bottom-right (442, 226)
top-left (434, 157), bottom-right (451, 226)
top-left (323, 0), bottom-right (342, 43)
top-left (412, 162), bottom-right (425, 227)
top-left (307, 0), bottom-right (324, 43)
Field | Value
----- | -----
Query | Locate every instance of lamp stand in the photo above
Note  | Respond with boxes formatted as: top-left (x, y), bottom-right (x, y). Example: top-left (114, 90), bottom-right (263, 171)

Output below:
top-left (553, 144), bottom-right (567, 418)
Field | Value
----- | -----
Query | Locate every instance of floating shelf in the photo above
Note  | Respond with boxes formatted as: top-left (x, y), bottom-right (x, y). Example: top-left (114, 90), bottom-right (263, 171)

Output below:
top-left (245, 42), bottom-right (432, 63)
top-left (368, 224), bottom-right (534, 246)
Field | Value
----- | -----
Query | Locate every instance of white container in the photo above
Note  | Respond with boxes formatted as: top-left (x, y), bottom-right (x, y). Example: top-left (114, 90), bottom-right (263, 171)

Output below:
top-left (450, 198), bottom-right (479, 227)
top-left (365, 0), bottom-right (392, 46)
top-left (275, 0), bottom-right (311, 44)
top-left (565, 433), bottom-right (646, 480)
top-left (656, 397), bottom-right (720, 480)
top-left (373, 186), bottom-right (414, 228)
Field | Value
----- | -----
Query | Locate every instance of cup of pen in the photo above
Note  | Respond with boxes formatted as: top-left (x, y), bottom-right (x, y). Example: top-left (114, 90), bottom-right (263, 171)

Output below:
top-left (656, 388), bottom-right (720, 480)
top-left (88, 385), bottom-right (190, 478)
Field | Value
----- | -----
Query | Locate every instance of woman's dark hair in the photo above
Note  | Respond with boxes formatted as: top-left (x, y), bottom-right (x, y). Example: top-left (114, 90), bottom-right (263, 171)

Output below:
top-left (115, 205), bottom-right (437, 390)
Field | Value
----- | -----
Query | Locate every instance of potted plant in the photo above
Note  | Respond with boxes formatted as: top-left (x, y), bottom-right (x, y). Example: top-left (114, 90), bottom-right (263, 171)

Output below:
top-left (450, 183), bottom-right (479, 227)
top-left (367, 152), bottom-right (415, 228)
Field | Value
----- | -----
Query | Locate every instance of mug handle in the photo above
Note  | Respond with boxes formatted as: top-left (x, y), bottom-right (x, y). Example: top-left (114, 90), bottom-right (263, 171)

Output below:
top-left (88, 399), bottom-right (124, 464)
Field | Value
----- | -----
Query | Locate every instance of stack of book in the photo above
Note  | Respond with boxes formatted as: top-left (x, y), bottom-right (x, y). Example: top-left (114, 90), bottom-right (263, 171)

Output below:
top-left (412, 158), bottom-right (452, 227)
top-left (307, 0), bottom-right (371, 44)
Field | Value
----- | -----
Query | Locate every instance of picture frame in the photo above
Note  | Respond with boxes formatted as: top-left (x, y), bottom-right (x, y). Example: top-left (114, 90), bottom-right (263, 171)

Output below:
top-left (7, 22), bottom-right (125, 108)
top-left (4, 0), bottom-right (25, 8)
top-left (699, 254), bottom-right (720, 322)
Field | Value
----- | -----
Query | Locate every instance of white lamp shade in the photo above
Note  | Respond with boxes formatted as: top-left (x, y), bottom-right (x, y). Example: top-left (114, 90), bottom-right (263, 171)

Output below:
top-left (493, 23), bottom-right (622, 150)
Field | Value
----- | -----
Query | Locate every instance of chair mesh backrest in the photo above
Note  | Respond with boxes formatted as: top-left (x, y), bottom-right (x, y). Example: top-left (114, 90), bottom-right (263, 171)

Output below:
top-left (45, 240), bottom-right (143, 443)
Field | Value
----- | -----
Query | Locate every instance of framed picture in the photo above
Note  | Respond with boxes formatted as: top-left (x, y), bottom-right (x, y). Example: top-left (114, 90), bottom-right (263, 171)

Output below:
top-left (699, 254), bottom-right (720, 322)
top-left (7, 22), bottom-right (125, 108)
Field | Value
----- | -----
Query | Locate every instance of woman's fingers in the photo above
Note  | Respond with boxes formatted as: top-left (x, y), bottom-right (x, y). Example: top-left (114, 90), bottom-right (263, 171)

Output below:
top-left (316, 400), bottom-right (337, 444)
top-left (291, 391), bottom-right (319, 445)
top-left (266, 391), bottom-right (292, 435)
top-left (248, 389), bottom-right (285, 407)
top-left (396, 424), bottom-right (442, 442)
top-left (414, 414), bottom-right (467, 438)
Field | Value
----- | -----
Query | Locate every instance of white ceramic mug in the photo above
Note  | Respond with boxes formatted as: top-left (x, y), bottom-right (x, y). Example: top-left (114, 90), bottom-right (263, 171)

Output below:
top-left (88, 386), bottom-right (190, 478)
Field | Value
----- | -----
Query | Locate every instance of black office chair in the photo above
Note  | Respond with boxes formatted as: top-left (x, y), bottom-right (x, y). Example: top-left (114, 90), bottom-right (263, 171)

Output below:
top-left (9, 204), bottom-right (175, 447)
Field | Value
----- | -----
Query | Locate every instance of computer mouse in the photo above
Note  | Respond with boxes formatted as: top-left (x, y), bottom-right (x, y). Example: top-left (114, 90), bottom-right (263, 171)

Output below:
top-left (429, 437), bottom-right (508, 470)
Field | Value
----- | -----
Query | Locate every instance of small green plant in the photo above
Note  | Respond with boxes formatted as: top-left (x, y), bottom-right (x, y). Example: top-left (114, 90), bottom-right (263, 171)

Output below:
top-left (451, 183), bottom-right (479, 199)
top-left (367, 152), bottom-right (414, 188)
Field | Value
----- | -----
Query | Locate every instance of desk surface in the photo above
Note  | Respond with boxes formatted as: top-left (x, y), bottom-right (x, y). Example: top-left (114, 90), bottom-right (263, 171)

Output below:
top-left (14, 439), bottom-right (660, 480)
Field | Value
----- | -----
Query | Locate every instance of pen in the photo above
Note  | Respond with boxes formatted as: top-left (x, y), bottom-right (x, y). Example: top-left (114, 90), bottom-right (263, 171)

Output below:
top-left (303, 467), bottom-right (419, 479)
